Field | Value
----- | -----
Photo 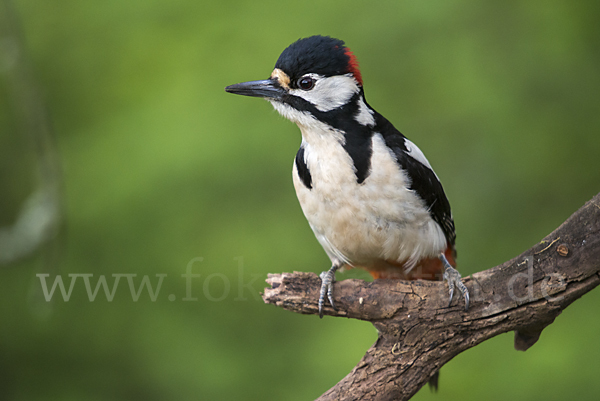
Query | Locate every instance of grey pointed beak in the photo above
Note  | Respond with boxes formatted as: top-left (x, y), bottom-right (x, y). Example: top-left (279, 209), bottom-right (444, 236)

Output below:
top-left (225, 79), bottom-right (285, 100)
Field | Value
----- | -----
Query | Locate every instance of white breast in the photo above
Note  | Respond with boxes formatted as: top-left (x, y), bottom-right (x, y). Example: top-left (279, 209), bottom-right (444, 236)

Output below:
top-left (292, 125), bottom-right (446, 271)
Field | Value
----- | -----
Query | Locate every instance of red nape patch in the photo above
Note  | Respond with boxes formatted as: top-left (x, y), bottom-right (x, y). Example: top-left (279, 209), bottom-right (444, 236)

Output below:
top-left (344, 48), bottom-right (363, 86)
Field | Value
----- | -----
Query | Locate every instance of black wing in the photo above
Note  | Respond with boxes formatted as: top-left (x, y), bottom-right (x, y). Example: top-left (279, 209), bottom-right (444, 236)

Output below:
top-left (375, 113), bottom-right (456, 246)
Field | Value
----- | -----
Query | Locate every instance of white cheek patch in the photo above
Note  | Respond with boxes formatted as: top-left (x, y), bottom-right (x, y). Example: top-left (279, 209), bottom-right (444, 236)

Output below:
top-left (291, 74), bottom-right (360, 112)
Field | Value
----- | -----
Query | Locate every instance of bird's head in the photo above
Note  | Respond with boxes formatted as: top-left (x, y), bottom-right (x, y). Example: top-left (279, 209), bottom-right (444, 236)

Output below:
top-left (225, 36), bottom-right (367, 127)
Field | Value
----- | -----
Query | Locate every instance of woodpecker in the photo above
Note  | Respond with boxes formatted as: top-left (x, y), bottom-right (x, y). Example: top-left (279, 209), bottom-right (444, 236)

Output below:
top-left (226, 35), bottom-right (469, 318)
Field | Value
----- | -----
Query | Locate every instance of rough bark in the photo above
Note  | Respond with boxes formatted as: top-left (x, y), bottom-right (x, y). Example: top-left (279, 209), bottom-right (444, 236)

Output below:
top-left (262, 192), bottom-right (600, 401)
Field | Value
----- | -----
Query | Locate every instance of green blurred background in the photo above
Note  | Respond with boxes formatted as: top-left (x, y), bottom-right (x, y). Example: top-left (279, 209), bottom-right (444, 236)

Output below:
top-left (1, 0), bottom-right (599, 400)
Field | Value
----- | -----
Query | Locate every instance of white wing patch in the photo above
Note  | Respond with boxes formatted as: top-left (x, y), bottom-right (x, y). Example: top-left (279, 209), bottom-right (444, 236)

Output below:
top-left (354, 97), bottom-right (375, 126)
top-left (403, 138), bottom-right (439, 179)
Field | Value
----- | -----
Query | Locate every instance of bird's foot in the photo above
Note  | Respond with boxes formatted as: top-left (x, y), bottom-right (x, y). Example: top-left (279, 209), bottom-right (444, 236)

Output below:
top-left (318, 265), bottom-right (339, 318)
top-left (439, 254), bottom-right (469, 311)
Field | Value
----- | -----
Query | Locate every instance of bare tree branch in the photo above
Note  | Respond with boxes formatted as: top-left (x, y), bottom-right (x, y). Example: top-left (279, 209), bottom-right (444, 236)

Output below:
top-left (263, 192), bottom-right (600, 401)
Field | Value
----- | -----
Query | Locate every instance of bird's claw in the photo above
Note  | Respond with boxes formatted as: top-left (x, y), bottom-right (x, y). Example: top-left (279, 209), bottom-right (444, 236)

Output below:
top-left (318, 267), bottom-right (338, 318)
top-left (443, 265), bottom-right (469, 311)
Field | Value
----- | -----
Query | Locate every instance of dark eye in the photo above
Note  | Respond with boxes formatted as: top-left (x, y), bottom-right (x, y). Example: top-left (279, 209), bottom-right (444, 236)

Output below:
top-left (297, 76), bottom-right (315, 90)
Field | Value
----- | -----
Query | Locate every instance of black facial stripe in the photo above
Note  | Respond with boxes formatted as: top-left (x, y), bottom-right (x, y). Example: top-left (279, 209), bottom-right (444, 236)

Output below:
top-left (374, 112), bottom-right (456, 245)
top-left (295, 146), bottom-right (312, 189)
top-left (284, 91), bottom-right (373, 184)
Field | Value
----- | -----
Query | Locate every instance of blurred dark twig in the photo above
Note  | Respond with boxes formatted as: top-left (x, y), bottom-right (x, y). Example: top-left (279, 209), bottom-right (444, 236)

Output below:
top-left (0, 0), bottom-right (63, 265)
top-left (263, 192), bottom-right (600, 401)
